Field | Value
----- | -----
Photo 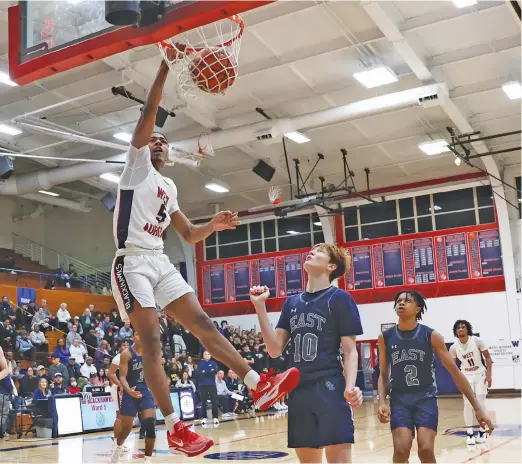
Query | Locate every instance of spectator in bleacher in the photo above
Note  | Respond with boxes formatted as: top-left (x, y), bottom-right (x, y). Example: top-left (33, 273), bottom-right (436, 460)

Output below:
top-left (80, 308), bottom-right (94, 334)
top-left (30, 324), bottom-right (49, 353)
top-left (94, 327), bottom-right (104, 345)
top-left (179, 350), bottom-right (188, 366)
top-left (219, 321), bottom-right (230, 339)
top-left (80, 356), bottom-right (97, 378)
top-left (69, 339), bottom-right (86, 365)
top-left (184, 356), bottom-right (195, 378)
top-left (19, 367), bottom-right (38, 397)
top-left (225, 369), bottom-right (241, 413)
top-left (33, 377), bottom-right (50, 400)
top-left (109, 309), bottom-right (122, 327)
top-left (84, 329), bottom-right (98, 358)
top-left (0, 320), bottom-right (15, 350)
top-left (175, 370), bottom-right (196, 393)
top-left (36, 365), bottom-right (48, 382)
top-left (83, 372), bottom-right (100, 391)
top-left (215, 370), bottom-right (233, 417)
top-left (66, 357), bottom-right (81, 380)
top-left (240, 344), bottom-right (255, 368)
top-left (68, 377), bottom-right (80, 394)
top-left (50, 372), bottom-right (67, 395)
top-left (66, 324), bottom-right (82, 348)
top-left (27, 301), bottom-right (36, 317)
top-left (118, 321), bottom-right (133, 340)
top-left (48, 354), bottom-right (69, 386)
top-left (103, 326), bottom-right (115, 347)
top-left (31, 307), bottom-right (50, 333)
top-left (56, 303), bottom-right (71, 333)
top-left (67, 316), bottom-right (83, 336)
top-left (0, 297), bottom-right (15, 323)
top-left (16, 303), bottom-right (29, 330)
top-left (166, 358), bottom-right (181, 385)
top-left (97, 368), bottom-right (109, 386)
top-left (252, 343), bottom-right (265, 373)
top-left (53, 338), bottom-right (70, 365)
top-left (95, 340), bottom-right (112, 368)
top-left (170, 354), bottom-right (183, 374)
top-left (101, 315), bottom-right (111, 333)
top-left (6, 352), bottom-right (19, 383)
top-left (39, 299), bottom-right (57, 328)
top-left (16, 330), bottom-right (35, 361)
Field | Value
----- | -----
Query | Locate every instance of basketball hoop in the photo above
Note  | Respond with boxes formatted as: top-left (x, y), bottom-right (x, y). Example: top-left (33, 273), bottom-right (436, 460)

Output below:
top-left (268, 186), bottom-right (282, 205)
top-left (198, 132), bottom-right (215, 156)
top-left (158, 15), bottom-right (244, 97)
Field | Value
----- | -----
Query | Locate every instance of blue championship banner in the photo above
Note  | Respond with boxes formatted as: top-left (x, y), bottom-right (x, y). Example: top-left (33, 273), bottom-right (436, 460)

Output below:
top-left (17, 287), bottom-right (36, 308)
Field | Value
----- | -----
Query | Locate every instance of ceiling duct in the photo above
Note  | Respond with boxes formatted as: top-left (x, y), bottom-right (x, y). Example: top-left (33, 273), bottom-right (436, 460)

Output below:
top-left (0, 84), bottom-right (442, 196)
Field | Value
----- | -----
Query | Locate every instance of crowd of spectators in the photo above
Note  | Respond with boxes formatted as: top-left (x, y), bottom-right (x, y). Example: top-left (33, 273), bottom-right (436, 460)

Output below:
top-left (1, 294), bottom-right (291, 433)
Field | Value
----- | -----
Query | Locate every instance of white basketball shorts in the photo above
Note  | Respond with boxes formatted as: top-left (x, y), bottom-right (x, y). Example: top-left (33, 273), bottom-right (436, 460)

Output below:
top-left (111, 253), bottom-right (194, 322)
top-left (463, 371), bottom-right (488, 402)
top-left (110, 384), bottom-right (120, 411)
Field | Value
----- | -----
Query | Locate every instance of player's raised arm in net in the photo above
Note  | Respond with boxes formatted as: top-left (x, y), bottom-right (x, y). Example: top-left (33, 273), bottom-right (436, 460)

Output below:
top-left (120, 61), bottom-right (170, 189)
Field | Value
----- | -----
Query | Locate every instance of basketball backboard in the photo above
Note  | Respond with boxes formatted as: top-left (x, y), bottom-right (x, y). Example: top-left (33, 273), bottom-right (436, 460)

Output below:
top-left (9, 0), bottom-right (271, 85)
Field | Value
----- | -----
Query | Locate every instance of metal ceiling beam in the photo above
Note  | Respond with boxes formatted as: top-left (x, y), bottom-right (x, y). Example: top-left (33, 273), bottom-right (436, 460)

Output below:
top-left (361, 0), bottom-right (520, 345)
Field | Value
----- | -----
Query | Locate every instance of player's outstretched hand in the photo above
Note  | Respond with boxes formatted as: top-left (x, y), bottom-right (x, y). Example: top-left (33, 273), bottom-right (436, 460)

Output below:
top-left (344, 387), bottom-right (363, 409)
top-left (212, 211), bottom-right (241, 231)
top-left (250, 286), bottom-right (270, 306)
top-left (377, 404), bottom-right (391, 424)
top-left (475, 408), bottom-right (494, 435)
top-left (485, 375), bottom-right (492, 388)
top-left (128, 387), bottom-right (143, 399)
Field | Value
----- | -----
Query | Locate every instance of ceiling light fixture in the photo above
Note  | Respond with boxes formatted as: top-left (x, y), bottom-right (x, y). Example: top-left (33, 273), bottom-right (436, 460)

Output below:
top-left (501, 82), bottom-right (522, 100)
top-left (353, 66), bottom-right (398, 88)
top-left (313, 221), bottom-right (322, 227)
top-left (113, 132), bottom-right (132, 143)
top-left (100, 173), bottom-right (121, 183)
top-left (284, 131), bottom-right (310, 144)
top-left (38, 190), bottom-right (60, 197)
top-left (453, 0), bottom-right (477, 8)
top-left (0, 124), bottom-right (22, 136)
top-left (0, 71), bottom-right (18, 87)
top-left (418, 139), bottom-right (450, 155)
top-left (205, 179), bottom-right (230, 193)
top-left (286, 230), bottom-right (300, 235)
top-left (454, 157), bottom-right (462, 166)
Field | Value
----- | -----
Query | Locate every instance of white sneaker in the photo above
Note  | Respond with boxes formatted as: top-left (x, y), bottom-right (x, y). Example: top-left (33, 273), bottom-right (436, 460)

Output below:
top-left (221, 413), bottom-right (230, 419)
top-left (213, 418), bottom-right (219, 425)
top-left (110, 445), bottom-right (123, 463)
top-left (466, 434), bottom-right (476, 445)
top-left (273, 402), bottom-right (281, 410)
top-left (476, 432), bottom-right (487, 444)
top-left (201, 418), bottom-right (207, 425)
top-left (144, 457), bottom-right (152, 463)
top-left (280, 402), bottom-right (288, 410)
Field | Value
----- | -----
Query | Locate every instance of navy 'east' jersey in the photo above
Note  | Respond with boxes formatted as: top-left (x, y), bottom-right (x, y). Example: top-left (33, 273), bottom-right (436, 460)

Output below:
top-left (276, 286), bottom-right (363, 385)
top-left (383, 324), bottom-right (436, 395)
top-left (126, 345), bottom-right (146, 389)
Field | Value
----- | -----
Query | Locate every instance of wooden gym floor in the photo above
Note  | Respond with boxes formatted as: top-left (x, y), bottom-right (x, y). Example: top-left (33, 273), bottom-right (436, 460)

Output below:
top-left (0, 397), bottom-right (519, 463)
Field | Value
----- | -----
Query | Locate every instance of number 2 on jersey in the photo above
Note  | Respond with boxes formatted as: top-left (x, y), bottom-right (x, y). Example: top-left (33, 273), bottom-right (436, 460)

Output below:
top-left (404, 365), bottom-right (419, 387)
top-left (293, 333), bottom-right (318, 362)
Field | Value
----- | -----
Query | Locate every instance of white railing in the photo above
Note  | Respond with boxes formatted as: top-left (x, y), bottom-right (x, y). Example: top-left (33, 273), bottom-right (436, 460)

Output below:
top-left (12, 233), bottom-right (111, 287)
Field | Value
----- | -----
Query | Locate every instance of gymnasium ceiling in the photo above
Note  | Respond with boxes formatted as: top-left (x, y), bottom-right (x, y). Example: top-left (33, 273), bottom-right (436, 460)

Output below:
top-left (0, 0), bottom-right (520, 218)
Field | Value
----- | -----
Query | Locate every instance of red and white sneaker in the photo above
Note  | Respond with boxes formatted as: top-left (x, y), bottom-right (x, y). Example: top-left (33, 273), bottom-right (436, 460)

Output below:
top-left (251, 368), bottom-right (300, 411)
top-left (167, 421), bottom-right (214, 457)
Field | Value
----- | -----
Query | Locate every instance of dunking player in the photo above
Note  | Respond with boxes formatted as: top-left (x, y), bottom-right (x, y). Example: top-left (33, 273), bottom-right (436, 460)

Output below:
top-left (250, 244), bottom-right (364, 463)
top-left (377, 291), bottom-right (494, 463)
top-left (111, 58), bottom-right (299, 456)
top-left (108, 338), bottom-right (131, 450)
top-left (111, 332), bottom-right (155, 463)
top-left (449, 320), bottom-right (493, 445)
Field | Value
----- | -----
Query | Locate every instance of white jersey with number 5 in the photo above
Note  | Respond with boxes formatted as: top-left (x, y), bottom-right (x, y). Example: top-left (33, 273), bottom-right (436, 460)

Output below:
top-left (113, 144), bottom-right (179, 252)
top-left (449, 336), bottom-right (486, 376)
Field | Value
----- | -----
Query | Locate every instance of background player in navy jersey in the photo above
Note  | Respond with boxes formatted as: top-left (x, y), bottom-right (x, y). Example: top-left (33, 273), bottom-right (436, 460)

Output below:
top-left (377, 291), bottom-right (494, 463)
top-left (251, 244), bottom-right (364, 463)
top-left (111, 332), bottom-right (156, 464)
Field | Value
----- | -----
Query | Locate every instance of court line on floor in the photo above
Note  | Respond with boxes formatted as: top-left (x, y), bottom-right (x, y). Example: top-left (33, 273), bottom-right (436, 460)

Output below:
top-left (461, 435), bottom-right (520, 463)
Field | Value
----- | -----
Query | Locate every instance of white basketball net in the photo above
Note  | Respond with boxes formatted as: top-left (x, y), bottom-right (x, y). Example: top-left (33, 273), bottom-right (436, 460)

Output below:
top-left (158, 15), bottom-right (244, 98)
top-left (268, 186), bottom-right (282, 205)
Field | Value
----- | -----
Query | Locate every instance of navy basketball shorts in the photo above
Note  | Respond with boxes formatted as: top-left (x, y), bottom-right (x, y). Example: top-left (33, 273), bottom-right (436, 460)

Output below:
top-left (120, 388), bottom-right (155, 417)
top-left (287, 376), bottom-right (354, 449)
top-left (390, 390), bottom-right (438, 434)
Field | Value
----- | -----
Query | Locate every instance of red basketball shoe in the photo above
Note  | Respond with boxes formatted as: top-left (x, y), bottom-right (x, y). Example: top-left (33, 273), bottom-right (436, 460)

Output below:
top-left (167, 421), bottom-right (214, 457)
top-left (251, 368), bottom-right (300, 411)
